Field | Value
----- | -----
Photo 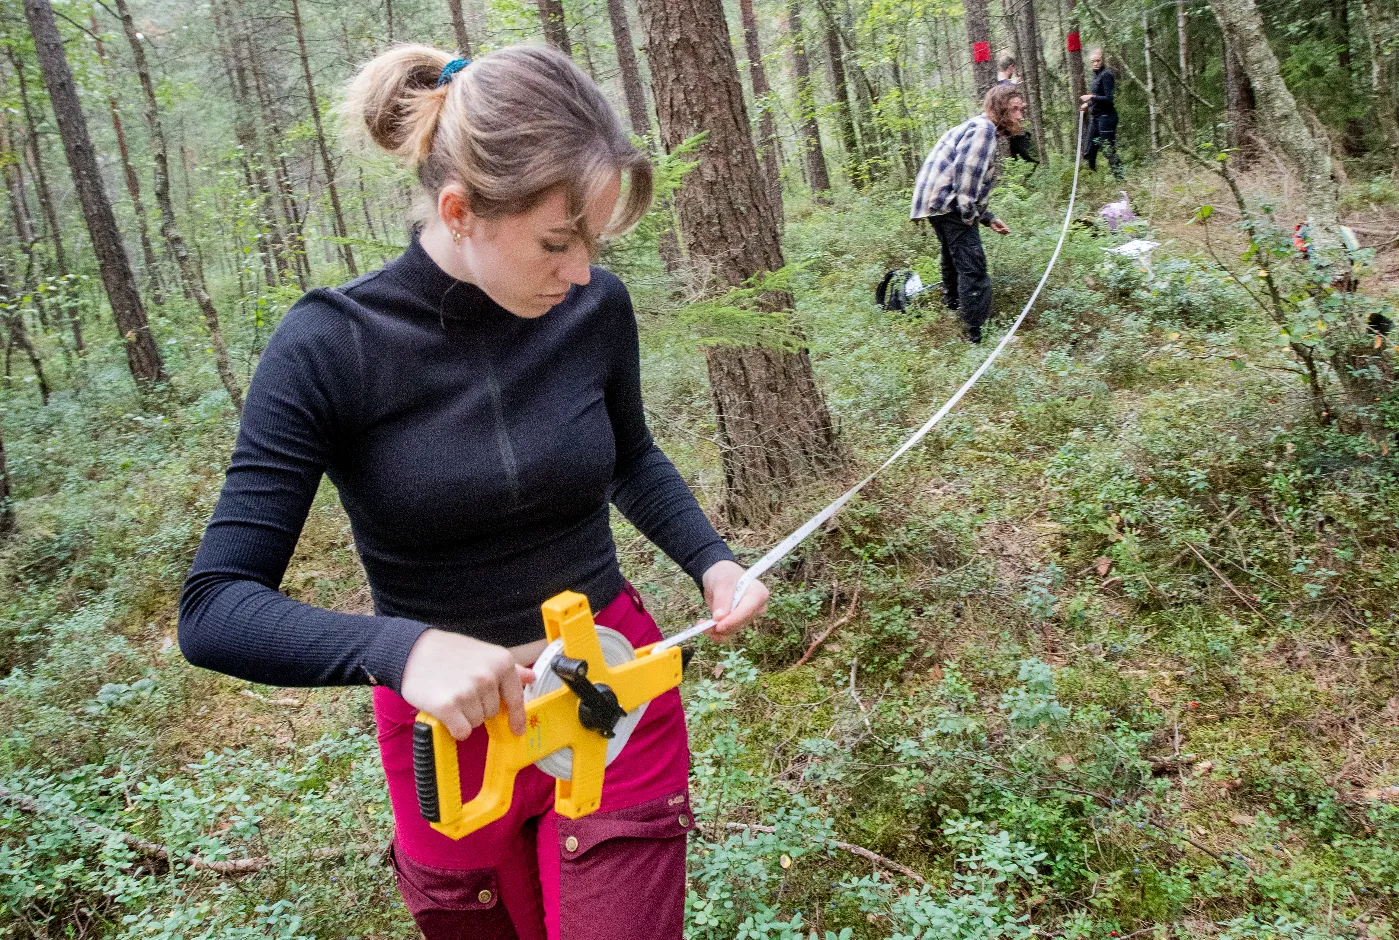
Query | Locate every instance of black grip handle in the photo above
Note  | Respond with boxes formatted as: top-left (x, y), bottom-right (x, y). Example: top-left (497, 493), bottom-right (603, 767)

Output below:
top-left (413, 720), bottom-right (440, 823)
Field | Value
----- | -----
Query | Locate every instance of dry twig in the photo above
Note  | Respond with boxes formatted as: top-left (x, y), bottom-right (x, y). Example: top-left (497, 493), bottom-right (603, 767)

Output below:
top-left (724, 822), bottom-right (927, 885)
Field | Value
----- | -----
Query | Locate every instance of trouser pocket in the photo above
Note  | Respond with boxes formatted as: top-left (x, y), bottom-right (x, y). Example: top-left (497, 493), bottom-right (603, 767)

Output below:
top-left (389, 841), bottom-right (521, 940)
top-left (556, 790), bottom-right (691, 940)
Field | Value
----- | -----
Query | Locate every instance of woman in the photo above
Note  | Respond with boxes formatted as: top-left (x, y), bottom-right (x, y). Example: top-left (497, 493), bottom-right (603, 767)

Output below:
top-left (178, 43), bottom-right (768, 940)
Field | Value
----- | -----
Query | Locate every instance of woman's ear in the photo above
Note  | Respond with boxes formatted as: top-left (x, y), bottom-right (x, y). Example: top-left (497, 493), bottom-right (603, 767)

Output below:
top-left (437, 183), bottom-right (474, 237)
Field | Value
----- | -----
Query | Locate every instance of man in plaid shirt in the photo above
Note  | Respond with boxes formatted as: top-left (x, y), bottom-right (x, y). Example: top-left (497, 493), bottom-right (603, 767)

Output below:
top-left (910, 84), bottom-right (1024, 343)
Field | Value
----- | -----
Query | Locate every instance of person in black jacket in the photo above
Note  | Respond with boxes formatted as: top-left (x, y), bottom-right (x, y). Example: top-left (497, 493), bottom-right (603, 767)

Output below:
top-left (1079, 48), bottom-right (1123, 179)
top-left (996, 54), bottom-right (1039, 166)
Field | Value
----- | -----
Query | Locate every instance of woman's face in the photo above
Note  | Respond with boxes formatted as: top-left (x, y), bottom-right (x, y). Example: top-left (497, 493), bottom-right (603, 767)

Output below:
top-left (452, 174), bottom-right (622, 319)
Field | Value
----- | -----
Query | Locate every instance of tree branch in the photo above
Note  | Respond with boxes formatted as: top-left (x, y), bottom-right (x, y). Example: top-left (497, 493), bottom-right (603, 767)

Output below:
top-left (724, 822), bottom-right (928, 885)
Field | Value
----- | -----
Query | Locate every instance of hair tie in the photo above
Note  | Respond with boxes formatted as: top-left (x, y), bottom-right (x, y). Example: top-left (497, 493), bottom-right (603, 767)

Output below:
top-left (437, 58), bottom-right (470, 87)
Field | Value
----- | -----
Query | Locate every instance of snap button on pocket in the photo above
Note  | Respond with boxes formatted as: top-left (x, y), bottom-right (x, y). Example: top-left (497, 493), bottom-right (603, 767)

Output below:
top-left (477, 889), bottom-right (492, 904)
top-left (678, 814), bottom-right (690, 828)
top-left (565, 835), bottom-right (579, 852)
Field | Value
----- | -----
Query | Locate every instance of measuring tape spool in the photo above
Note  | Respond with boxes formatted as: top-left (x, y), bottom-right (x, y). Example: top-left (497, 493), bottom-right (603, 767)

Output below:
top-left (526, 626), bottom-right (646, 779)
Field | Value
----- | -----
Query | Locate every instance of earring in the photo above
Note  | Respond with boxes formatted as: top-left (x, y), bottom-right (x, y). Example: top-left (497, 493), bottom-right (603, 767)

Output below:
top-left (452, 229), bottom-right (462, 244)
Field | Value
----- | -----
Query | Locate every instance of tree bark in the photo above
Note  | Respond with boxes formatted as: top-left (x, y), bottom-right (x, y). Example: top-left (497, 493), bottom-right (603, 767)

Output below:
top-left (1065, 0), bottom-right (1086, 105)
top-left (1223, 41), bottom-right (1254, 154)
top-left (537, 0), bottom-right (572, 56)
top-left (637, 0), bottom-right (842, 527)
top-left (1360, 0), bottom-right (1399, 157)
top-left (965, 0), bottom-right (996, 98)
top-left (113, 0), bottom-right (243, 412)
top-left (1176, 0), bottom-right (1193, 138)
top-left (0, 412), bottom-right (13, 538)
top-left (737, 0), bottom-right (783, 220)
top-left (290, 0), bottom-right (357, 276)
top-left (1143, 10), bottom-right (1160, 152)
top-left (0, 258), bottom-right (50, 404)
top-left (91, 13), bottom-right (164, 308)
top-left (818, 0), bottom-right (862, 187)
top-left (447, 0), bottom-right (474, 56)
top-left (9, 51), bottom-right (66, 278)
top-left (787, 0), bottom-right (831, 198)
top-left (22, 0), bottom-right (165, 387)
top-left (1208, 0), bottom-right (1339, 233)
top-left (1006, 0), bottom-right (1047, 158)
top-left (606, 0), bottom-right (650, 139)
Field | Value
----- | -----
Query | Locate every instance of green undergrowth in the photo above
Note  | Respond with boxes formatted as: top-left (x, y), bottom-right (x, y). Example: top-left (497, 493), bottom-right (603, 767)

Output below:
top-left (2, 162), bottom-right (1398, 938)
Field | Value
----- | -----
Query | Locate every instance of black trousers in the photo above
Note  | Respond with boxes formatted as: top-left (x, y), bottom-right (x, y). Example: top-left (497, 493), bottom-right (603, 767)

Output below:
top-left (926, 213), bottom-right (992, 330)
top-left (1084, 114), bottom-right (1122, 177)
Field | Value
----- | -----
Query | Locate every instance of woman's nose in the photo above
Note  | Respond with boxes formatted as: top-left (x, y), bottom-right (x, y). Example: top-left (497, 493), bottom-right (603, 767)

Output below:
top-left (561, 250), bottom-right (591, 286)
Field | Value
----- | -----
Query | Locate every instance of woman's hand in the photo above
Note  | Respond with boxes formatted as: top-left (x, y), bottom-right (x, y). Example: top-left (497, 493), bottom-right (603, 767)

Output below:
top-left (400, 629), bottom-right (535, 740)
top-left (701, 560), bottom-right (769, 641)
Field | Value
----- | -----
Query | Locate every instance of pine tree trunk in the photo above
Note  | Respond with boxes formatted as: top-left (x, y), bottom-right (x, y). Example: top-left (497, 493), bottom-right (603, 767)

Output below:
top-left (9, 52), bottom-right (67, 278)
top-left (22, 0), bottom-right (165, 387)
top-left (738, 0), bottom-right (783, 221)
top-left (1360, 0), bottom-right (1399, 157)
top-left (290, 0), bottom-right (357, 276)
top-left (91, 14), bottom-right (164, 309)
top-left (2, 121), bottom-right (34, 246)
top-left (1065, 0), bottom-right (1086, 104)
top-left (787, 0), bottom-right (831, 198)
top-left (1176, 0), bottom-right (1193, 139)
top-left (0, 260), bottom-right (50, 404)
top-left (1024, 0), bottom-right (1058, 153)
top-left (1333, 0), bottom-right (1366, 155)
top-left (114, 0), bottom-right (243, 413)
top-left (1007, 0), bottom-right (1047, 158)
top-left (818, 0), bottom-right (862, 187)
top-left (537, 0), bottom-right (572, 56)
top-left (606, 0), bottom-right (650, 139)
top-left (447, 0), bottom-right (474, 56)
top-left (637, 0), bottom-right (842, 527)
top-left (1223, 41), bottom-right (1255, 154)
top-left (965, 0), bottom-right (996, 98)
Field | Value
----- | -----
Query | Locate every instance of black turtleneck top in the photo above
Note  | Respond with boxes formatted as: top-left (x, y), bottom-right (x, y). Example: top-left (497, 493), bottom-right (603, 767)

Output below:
top-left (178, 237), bottom-right (734, 694)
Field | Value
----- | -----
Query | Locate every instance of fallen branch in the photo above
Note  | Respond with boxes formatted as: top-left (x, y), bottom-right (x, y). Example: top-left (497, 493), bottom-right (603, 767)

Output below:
top-left (1185, 542), bottom-right (1267, 619)
top-left (724, 822), bottom-right (927, 885)
top-left (240, 689), bottom-right (304, 708)
top-left (0, 784), bottom-right (383, 875)
top-left (790, 587), bottom-right (861, 669)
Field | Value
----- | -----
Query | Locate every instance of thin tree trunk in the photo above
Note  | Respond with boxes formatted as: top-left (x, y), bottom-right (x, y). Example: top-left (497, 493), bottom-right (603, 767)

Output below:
top-left (537, 0), bottom-right (572, 56)
top-left (113, 0), bottom-right (243, 412)
top-left (1223, 34), bottom-right (1256, 156)
top-left (637, 0), bottom-right (841, 527)
top-left (0, 257), bottom-right (51, 404)
top-left (1176, 0), bottom-right (1193, 138)
top-left (0, 412), bottom-right (13, 538)
top-left (819, 0), bottom-right (862, 187)
top-left (965, 0), bottom-right (996, 98)
top-left (385, 0), bottom-right (395, 44)
top-left (737, 0), bottom-right (783, 220)
top-left (1065, 0), bottom-right (1086, 105)
top-left (447, 0), bottom-right (474, 55)
top-left (606, 0), bottom-right (650, 139)
top-left (91, 13), bottom-right (164, 309)
top-left (22, 0), bottom-right (165, 387)
top-left (1209, 0), bottom-right (1340, 233)
top-left (2, 119), bottom-right (35, 248)
top-left (9, 51), bottom-right (67, 278)
top-left (787, 0), bottom-right (831, 198)
top-left (1360, 0), bottom-right (1399, 157)
top-left (1143, 10), bottom-right (1160, 152)
top-left (290, 0), bottom-right (357, 275)
top-left (1007, 0), bottom-right (1047, 157)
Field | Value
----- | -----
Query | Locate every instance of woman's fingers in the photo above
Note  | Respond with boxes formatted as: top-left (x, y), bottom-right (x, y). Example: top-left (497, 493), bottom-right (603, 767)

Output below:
top-left (499, 670), bottom-right (529, 737)
top-left (712, 581), bottom-right (769, 638)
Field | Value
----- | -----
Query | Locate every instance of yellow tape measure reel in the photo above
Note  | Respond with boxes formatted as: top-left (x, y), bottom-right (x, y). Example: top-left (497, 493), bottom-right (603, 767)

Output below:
top-left (412, 591), bottom-right (686, 840)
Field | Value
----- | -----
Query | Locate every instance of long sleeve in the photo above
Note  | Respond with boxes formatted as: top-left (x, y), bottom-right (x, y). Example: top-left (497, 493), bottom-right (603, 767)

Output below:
top-left (178, 293), bottom-right (431, 692)
top-left (602, 284), bottom-right (735, 587)
top-left (1092, 70), bottom-right (1116, 106)
top-left (953, 120), bottom-right (999, 226)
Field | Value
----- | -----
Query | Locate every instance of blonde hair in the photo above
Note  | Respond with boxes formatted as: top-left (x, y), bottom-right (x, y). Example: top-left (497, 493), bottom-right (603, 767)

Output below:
top-left (342, 44), bottom-right (652, 250)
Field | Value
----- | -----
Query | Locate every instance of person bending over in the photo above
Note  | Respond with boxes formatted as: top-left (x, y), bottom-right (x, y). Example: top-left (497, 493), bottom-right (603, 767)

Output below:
top-left (910, 84), bottom-right (1023, 343)
top-left (996, 54), bottom-right (1039, 166)
top-left (1080, 48), bottom-right (1124, 179)
top-left (178, 44), bottom-right (768, 940)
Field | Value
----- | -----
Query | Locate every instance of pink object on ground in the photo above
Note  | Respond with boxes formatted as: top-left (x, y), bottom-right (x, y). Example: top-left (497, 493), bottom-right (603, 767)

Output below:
top-left (374, 584), bottom-right (692, 940)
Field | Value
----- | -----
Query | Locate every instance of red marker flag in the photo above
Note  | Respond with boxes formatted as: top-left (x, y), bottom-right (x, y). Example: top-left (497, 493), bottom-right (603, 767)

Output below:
top-left (1066, 31), bottom-right (1081, 52)
top-left (973, 41), bottom-right (991, 63)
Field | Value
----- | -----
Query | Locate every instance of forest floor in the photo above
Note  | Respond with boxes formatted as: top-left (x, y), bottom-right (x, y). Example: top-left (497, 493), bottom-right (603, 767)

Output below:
top-left (1, 156), bottom-right (1397, 939)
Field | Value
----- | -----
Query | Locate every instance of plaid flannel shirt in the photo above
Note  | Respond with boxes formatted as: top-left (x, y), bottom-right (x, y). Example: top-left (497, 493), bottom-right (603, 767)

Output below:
top-left (909, 114), bottom-right (1002, 226)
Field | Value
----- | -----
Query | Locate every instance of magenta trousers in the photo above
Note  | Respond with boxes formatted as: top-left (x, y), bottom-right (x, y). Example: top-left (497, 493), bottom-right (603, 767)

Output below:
top-left (373, 584), bottom-right (691, 940)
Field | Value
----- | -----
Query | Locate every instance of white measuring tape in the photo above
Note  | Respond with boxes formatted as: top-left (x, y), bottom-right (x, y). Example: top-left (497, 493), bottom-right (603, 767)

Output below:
top-left (651, 111), bottom-right (1088, 656)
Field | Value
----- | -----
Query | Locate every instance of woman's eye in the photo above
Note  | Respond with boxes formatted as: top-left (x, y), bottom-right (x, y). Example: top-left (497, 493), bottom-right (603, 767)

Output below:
top-left (543, 242), bottom-right (570, 254)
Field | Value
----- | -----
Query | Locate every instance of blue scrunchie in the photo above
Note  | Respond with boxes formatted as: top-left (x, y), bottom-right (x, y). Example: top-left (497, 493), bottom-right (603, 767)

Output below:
top-left (437, 58), bottom-right (470, 87)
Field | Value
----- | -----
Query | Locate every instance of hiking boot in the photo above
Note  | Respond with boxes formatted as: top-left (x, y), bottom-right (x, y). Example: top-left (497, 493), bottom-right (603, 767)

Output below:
top-left (965, 325), bottom-right (983, 344)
